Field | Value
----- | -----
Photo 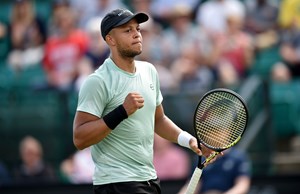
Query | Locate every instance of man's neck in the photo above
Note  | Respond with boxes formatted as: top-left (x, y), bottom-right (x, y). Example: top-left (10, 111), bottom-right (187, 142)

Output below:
top-left (110, 54), bottom-right (136, 73)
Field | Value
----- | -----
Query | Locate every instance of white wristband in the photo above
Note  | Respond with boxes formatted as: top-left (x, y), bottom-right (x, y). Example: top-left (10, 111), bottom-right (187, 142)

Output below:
top-left (178, 131), bottom-right (193, 149)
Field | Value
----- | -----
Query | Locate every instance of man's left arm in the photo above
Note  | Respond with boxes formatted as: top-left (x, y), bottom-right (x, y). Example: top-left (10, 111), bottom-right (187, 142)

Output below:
top-left (154, 104), bottom-right (203, 156)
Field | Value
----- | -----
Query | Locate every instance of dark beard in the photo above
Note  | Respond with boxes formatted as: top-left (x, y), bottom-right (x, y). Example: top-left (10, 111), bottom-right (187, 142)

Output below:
top-left (118, 47), bottom-right (142, 58)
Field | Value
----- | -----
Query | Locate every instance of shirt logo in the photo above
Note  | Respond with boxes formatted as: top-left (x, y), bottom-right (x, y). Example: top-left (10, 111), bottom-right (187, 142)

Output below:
top-left (150, 84), bottom-right (154, 90)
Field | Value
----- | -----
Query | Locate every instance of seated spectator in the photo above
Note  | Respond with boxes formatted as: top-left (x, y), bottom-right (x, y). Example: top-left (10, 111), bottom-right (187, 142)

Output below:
top-left (278, 0), bottom-right (300, 30)
top-left (47, 0), bottom-right (71, 36)
top-left (271, 0), bottom-right (300, 82)
top-left (74, 57), bottom-right (94, 92)
top-left (84, 17), bottom-right (110, 70)
top-left (208, 12), bottom-right (254, 87)
top-left (272, 28), bottom-right (300, 82)
top-left (42, 7), bottom-right (89, 91)
top-left (0, 21), bottom-right (7, 39)
top-left (7, 0), bottom-right (46, 71)
top-left (159, 4), bottom-right (200, 67)
top-left (12, 136), bottom-right (57, 185)
top-left (178, 148), bottom-right (251, 194)
top-left (60, 148), bottom-right (94, 184)
top-left (73, 17), bottom-right (109, 92)
top-left (244, 0), bottom-right (279, 50)
top-left (169, 43), bottom-right (214, 93)
top-left (130, 0), bottom-right (152, 14)
top-left (153, 4), bottom-right (216, 93)
top-left (69, 0), bottom-right (97, 28)
top-left (150, 0), bottom-right (198, 27)
top-left (195, 0), bottom-right (245, 36)
top-left (153, 134), bottom-right (190, 181)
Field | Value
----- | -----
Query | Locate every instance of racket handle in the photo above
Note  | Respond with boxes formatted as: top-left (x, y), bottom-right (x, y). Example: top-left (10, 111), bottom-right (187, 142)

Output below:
top-left (185, 167), bottom-right (203, 194)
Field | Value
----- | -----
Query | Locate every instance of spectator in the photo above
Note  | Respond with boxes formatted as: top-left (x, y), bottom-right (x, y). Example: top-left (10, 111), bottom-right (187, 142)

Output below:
top-left (159, 4), bottom-right (199, 66)
top-left (156, 4), bottom-right (216, 93)
top-left (169, 43), bottom-right (214, 93)
top-left (47, 0), bottom-right (71, 36)
top-left (42, 7), bottom-right (89, 91)
top-left (130, 0), bottom-right (152, 14)
top-left (178, 148), bottom-right (251, 194)
top-left (278, 0), bottom-right (300, 30)
top-left (208, 12), bottom-right (254, 87)
top-left (153, 134), bottom-right (190, 181)
top-left (150, 0), bottom-right (198, 26)
top-left (69, 0), bottom-right (97, 28)
top-left (60, 148), bottom-right (94, 184)
top-left (73, 17), bottom-right (110, 92)
top-left (271, 0), bottom-right (300, 82)
top-left (195, 0), bottom-right (245, 36)
top-left (12, 136), bottom-right (57, 185)
top-left (271, 27), bottom-right (300, 82)
top-left (74, 57), bottom-right (94, 92)
top-left (244, 0), bottom-right (279, 50)
top-left (0, 22), bottom-right (7, 39)
top-left (84, 17), bottom-right (110, 70)
top-left (7, 0), bottom-right (46, 71)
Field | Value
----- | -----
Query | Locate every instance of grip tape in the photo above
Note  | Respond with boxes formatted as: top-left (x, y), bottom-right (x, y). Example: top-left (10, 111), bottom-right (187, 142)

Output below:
top-left (185, 167), bottom-right (203, 194)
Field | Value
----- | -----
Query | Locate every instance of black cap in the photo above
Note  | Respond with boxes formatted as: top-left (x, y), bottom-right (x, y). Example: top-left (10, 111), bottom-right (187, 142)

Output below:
top-left (101, 8), bottom-right (149, 40)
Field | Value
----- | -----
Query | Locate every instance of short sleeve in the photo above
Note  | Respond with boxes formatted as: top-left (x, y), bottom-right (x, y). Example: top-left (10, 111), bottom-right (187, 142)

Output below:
top-left (77, 75), bottom-right (107, 118)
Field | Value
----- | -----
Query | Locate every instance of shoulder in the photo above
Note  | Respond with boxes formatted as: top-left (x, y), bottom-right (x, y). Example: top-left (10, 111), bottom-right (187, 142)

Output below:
top-left (136, 60), bottom-right (157, 72)
top-left (136, 60), bottom-right (154, 67)
top-left (79, 60), bottom-right (114, 91)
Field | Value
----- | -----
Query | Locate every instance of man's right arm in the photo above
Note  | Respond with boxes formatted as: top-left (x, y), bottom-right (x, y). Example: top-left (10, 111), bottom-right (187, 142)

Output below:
top-left (73, 111), bottom-right (112, 150)
top-left (73, 92), bottom-right (144, 150)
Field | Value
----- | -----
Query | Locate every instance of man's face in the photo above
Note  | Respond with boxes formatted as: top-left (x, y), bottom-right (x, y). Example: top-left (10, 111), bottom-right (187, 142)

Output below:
top-left (109, 19), bottom-right (143, 58)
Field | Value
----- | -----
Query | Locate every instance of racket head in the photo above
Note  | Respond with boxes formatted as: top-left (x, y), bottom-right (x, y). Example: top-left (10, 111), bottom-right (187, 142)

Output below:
top-left (193, 88), bottom-right (248, 152)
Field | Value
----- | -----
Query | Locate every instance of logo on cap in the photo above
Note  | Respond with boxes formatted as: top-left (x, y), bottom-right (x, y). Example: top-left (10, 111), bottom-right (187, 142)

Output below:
top-left (117, 10), bottom-right (131, 16)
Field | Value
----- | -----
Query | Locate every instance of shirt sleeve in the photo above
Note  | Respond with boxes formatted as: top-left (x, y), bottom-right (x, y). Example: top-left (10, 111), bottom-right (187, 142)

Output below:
top-left (77, 75), bottom-right (107, 118)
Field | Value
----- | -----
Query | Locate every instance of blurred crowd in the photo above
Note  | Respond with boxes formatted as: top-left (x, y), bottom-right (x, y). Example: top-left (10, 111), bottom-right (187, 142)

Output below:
top-left (0, 0), bottom-right (299, 189)
top-left (0, 0), bottom-right (296, 95)
top-left (1, 0), bottom-right (299, 93)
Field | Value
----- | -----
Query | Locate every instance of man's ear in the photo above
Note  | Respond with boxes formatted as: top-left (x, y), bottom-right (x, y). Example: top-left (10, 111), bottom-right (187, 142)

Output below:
top-left (105, 34), bottom-right (115, 46)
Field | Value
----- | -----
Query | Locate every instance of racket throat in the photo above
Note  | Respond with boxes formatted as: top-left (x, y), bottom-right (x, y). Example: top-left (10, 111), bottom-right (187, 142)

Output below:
top-left (200, 151), bottom-right (219, 168)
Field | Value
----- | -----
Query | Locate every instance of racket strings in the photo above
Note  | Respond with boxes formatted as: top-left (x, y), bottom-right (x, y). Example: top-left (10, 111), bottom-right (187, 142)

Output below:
top-left (196, 127), bottom-right (232, 148)
top-left (195, 91), bottom-right (247, 150)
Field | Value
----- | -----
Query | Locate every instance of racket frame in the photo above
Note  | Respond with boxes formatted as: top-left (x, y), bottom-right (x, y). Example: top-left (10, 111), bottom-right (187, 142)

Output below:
top-left (185, 88), bottom-right (249, 194)
top-left (193, 88), bottom-right (248, 154)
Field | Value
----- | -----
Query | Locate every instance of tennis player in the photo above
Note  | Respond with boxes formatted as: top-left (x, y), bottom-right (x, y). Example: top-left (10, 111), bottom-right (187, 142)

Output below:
top-left (73, 8), bottom-right (216, 194)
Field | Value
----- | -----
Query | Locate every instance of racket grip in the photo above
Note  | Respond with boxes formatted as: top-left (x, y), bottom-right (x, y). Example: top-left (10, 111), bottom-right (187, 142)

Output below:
top-left (185, 167), bottom-right (203, 194)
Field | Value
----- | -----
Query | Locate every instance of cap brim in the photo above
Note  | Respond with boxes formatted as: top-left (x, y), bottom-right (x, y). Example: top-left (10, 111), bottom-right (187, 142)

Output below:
top-left (114, 12), bottom-right (149, 28)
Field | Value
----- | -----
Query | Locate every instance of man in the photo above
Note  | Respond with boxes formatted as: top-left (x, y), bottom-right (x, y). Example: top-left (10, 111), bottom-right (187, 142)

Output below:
top-left (73, 8), bottom-right (215, 194)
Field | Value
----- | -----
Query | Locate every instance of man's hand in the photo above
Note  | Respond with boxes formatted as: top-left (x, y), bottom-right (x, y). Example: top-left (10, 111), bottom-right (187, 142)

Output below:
top-left (123, 92), bottom-right (144, 115)
top-left (189, 137), bottom-right (222, 166)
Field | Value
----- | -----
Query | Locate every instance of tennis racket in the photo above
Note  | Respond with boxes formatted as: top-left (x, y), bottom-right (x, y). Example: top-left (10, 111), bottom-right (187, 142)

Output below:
top-left (185, 88), bottom-right (248, 194)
